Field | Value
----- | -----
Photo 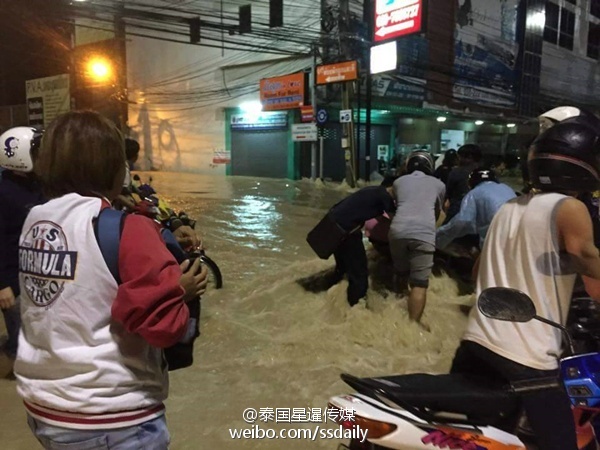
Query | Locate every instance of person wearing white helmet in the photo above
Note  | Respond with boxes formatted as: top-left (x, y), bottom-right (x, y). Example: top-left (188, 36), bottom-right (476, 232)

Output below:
top-left (451, 114), bottom-right (600, 450)
top-left (537, 106), bottom-right (600, 247)
top-left (0, 127), bottom-right (45, 372)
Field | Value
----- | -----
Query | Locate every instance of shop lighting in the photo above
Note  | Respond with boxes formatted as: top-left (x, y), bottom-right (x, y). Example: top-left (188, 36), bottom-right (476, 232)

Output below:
top-left (507, 123), bottom-right (516, 128)
top-left (436, 116), bottom-right (447, 123)
top-left (475, 120), bottom-right (484, 126)
top-left (240, 101), bottom-right (263, 114)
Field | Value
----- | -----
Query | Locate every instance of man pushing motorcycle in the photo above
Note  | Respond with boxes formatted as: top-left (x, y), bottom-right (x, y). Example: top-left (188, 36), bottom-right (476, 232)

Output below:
top-left (450, 109), bottom-right (600, 450)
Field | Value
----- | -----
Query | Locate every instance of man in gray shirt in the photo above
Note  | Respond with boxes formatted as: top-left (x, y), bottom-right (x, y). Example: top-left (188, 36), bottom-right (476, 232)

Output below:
top-left (389, 151), bottom-right (446, 329)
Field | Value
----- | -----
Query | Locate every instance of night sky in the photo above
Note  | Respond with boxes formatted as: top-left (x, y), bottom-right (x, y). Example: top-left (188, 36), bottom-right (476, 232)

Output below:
top-left (0, 0), bottom-right (71, 106)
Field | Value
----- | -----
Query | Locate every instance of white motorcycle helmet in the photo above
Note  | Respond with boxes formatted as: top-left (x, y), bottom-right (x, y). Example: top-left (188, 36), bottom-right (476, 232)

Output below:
top-left (0, 126), bottom-right (42, 173)
top-left (538, 106), bottom-right (599, 133)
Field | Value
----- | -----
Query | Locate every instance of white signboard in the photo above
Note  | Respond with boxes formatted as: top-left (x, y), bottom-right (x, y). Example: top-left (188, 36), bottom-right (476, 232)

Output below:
top-left (339, 109), bottom-right (352, 123)
top-left (378, 145), bottom-right (389, 160)
top-left (371, 41), bottom-right (398, 75)
top-left (292, 123), bottom-right (318, 142)
top-left (25, 74), bottom-right (70, 128)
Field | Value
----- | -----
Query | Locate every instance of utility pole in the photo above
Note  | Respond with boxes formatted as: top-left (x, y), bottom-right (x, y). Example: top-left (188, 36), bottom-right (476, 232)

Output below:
top-left (310, 42), bottom-right (318, 180)
top-left (364, 0), bottom-right (373, 182)
top-left (340, 0), bottom-right (356, 187)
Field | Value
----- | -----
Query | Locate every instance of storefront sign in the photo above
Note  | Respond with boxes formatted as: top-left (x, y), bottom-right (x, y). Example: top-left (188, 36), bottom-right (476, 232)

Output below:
top-left (374, 0), bottom-right (425, 43)
top-left (231, 111), bottom-right (288, 130)
top-left (260, 72), bottom-right (305, 111)
top-left (316, 61), bottom-right (358, 85)
top-left (362, 74), bottom-right (426, 103)
top-left (212, 151), bottom-right (231, 164)
top-left (300, 106), bottom-right (314, 122)
top-left (453, 0), bottom-right (518, 108)
top-left (25, 74), bottom-right (70, 128)
top-left (292, 123), bottom-right (318, 142)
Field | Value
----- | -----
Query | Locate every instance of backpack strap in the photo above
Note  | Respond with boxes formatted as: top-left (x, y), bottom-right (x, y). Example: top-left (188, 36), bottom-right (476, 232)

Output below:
top-left (161, 228), bottom-right (188, 264)
top-left (94, 208), bottom-right (126, 284)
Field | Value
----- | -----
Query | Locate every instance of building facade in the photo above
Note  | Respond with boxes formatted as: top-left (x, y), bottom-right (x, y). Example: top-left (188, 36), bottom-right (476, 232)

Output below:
top-left (9, 0), bottom-right (598, 180)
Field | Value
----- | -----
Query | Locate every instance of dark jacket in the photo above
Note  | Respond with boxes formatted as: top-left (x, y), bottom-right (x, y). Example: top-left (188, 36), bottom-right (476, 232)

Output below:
top-left (0, 171), bottom-right (45, 295)
top-left (330, 186), bottom-right (396, 231)
top-left (444, 164), bottom-right (477, 223)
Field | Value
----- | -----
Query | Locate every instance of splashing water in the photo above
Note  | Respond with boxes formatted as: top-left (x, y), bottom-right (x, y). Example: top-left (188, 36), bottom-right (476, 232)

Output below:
top-left (0, 172), bottom-right (474, 449)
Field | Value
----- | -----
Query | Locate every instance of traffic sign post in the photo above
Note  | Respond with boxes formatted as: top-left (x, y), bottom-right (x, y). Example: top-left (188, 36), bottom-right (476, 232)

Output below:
top-left (292, 123), bottom-right (318, 142)
top-left (316, 61), bottom-right (358, 85)
top-left (340, 109), bottom-right (352, 123)
top-left (316, 109), bottom-right (328, 125)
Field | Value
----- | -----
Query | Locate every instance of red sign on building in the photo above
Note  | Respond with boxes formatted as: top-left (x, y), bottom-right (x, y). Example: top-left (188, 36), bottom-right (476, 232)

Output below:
top-left (374, 0), bottom-right (425, 43)
top-left (300, 106), bottom-right (314, 122)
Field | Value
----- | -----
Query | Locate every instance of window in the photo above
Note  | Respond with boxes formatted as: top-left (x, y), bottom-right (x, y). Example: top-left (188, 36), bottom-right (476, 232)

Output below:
top-left (543, 1), bottom-right (575, 50)
top-left (589, 22), bottom-right (600, 59)
top-left (544, 2), bottom-right (559, 44)
top-left (592, 0), bottom-right (600, 19)
top-left (559, 9), bottom-right (575, 49)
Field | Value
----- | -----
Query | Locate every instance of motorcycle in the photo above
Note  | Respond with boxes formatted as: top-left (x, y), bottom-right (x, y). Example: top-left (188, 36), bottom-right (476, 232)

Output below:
top-left (328, 287), bottom-right (600, 450)
top-left (126, 178), bottom-right (223, 289)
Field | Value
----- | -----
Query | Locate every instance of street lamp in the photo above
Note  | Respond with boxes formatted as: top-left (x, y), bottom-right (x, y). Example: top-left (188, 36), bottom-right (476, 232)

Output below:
top-left (86, 57), bottom-right (112, 84)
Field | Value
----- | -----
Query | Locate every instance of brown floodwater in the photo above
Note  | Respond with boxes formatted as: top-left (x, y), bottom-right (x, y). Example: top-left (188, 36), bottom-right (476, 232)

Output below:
top-left (0, 172), bottom-right (475, 449)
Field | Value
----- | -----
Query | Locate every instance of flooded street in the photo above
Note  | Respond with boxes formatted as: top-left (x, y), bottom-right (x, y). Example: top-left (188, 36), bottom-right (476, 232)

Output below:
top-left (0, 172), bottom-right (474, 449)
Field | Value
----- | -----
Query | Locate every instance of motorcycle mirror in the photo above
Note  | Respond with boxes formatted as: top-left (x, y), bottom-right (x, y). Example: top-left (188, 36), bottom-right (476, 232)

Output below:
top-left (477, 287), bottom-right (536, 322)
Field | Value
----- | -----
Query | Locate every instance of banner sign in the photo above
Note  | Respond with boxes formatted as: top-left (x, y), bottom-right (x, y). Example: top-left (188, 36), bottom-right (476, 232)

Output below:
top-left (231, 112), bottom-right (288, 130)
top-left (453, 0), bottom-right (519, 108)
top-left (374, 0), bottom-right (425, 43)
top-left (260, 72), bottom-right (305, 111)
top-left (25, 74), bottom-right (70, 128)
top-left (316, 61), bottom-right (358, 85)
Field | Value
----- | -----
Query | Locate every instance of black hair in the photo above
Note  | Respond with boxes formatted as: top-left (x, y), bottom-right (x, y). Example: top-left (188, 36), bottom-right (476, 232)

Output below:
top-left (125, 138), bottom-right (140, 161)
top-left (381, 176), bottom-right (398, 187)
top-left (457, 144), bottom-right (482, 163)
top-left (442, 149), bottom-right (458, 167)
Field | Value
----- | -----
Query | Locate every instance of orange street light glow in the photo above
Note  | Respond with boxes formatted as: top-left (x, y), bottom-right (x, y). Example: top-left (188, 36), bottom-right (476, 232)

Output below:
top-left (87, 58), bottom-right (112, 82)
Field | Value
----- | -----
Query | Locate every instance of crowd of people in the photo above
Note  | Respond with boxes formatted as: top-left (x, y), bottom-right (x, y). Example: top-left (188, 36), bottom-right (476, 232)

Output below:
top-left (309, 105), bottom-right (600, 450)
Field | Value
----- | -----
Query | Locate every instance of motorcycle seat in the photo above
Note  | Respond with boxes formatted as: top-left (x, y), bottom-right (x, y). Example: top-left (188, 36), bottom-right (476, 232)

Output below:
top-left (359, 373), bottom-right (520, 424)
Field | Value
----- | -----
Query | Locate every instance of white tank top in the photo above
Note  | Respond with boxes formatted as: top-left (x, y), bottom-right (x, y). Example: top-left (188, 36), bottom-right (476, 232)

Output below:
top-left (463, 192), bottom-right (577, 370)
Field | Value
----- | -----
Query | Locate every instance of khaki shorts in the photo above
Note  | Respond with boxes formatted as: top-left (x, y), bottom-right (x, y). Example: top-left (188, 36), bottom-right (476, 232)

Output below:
top-left (389, 238), bottom-right (435, 288)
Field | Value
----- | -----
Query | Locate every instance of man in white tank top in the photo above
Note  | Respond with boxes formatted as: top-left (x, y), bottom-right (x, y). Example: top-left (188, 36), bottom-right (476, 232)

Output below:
top-left (451, 116), bottom-right (600, 450)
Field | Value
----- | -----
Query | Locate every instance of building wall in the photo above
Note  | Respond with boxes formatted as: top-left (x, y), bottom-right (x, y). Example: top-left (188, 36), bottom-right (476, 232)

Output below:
top-left (539, 0), bottom-right (600, 107)
top-left (123, 0), bottom-right (320, 173)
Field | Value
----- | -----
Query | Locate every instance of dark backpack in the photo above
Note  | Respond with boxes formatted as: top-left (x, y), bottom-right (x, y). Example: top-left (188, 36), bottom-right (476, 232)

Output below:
top-left (94, 208), bottom-right (200, 371)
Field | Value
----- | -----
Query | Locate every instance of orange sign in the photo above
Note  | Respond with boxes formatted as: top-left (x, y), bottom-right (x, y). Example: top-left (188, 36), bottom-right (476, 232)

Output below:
top-left (300, 105), bottom-right (314, 122)
top-left (316, 61), bottom-right (358, 85)
top-left (260, 72), bottom-right (305, 111)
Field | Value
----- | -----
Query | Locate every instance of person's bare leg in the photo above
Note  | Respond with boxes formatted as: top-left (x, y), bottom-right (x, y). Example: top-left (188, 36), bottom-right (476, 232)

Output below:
top-left (408, 286), bottom-right (428, 324)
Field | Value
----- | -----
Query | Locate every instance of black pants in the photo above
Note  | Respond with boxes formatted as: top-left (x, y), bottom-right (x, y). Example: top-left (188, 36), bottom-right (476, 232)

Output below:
top-left (451, 341), bottom-right (577, 450)
top-left (333, 231), bottom-right (368, 306)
